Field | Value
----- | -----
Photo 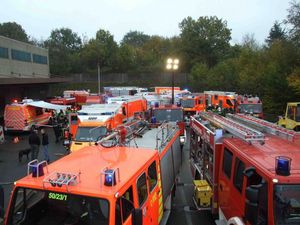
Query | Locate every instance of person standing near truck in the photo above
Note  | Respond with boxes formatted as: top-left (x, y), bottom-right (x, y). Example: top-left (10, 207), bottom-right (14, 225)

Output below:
top-left (28, 129), bottom-right (40, 160)
top-left (41, 129), bottom-right (50, 163)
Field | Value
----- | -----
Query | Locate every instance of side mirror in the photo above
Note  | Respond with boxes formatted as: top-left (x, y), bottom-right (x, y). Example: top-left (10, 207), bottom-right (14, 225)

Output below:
top-left (132, 208), bottom-right (143, 225)
top-left (0, 185), bottom-right (4, 219)
top-left (243, 166), bottom-right (256, 178)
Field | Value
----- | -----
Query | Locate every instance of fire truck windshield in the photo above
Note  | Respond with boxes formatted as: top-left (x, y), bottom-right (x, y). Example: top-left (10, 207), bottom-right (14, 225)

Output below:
top-left (274, 184), bottom-right (300, 224)
top-left (239, 104), bottom-right (262, 114)
top-left (181, 99), bottom-right (195, 108)
top-left (75, 126), bottom-right (107, 142)
top-left (6, 188), bottom-right (109, 225)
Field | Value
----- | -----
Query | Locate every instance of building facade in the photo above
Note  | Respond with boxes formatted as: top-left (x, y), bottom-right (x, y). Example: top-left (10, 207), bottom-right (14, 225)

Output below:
top-left (0, 35), bottom-right (49, 78)
top-left (0, 36), bottom-right (69, 120)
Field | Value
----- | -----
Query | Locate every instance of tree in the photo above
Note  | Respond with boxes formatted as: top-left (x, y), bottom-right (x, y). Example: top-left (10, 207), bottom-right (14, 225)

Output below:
top-left (266, 21), bottom-right (286, 46)
top-left (44, 28), bottom-right (82, 75)
top-left (121, 31), bottom-right (150, 48)
top-left (0, 22), bottom-right (29, 42)
top-left (285, 0), bottom-right (300, 47)
top-left (81, 29), bottom-right (118, 72)
top-left (287, 67), bottom-right (300, 96)
top-left (208, 59), bottom-right (238, 91)
top-left (116, 43), bottom-right (136, 72)
top-left (241, 33), bottom-right (261, 50)
top-left (189, 63), bottom-right (210, 91)
top-left (179, 16), bottom-right (231, 69)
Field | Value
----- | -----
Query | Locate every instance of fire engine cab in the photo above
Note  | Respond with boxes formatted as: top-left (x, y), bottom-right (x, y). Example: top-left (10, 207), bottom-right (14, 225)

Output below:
top-left (1, 118), bottom-right (182, 225)
top-left (204, 91), bottom-right (236, 111)
top-left (236, 95), bottom-right (263, 118)
top-left (69, 96), bottom-right (147, 152)
top-left (179, 94), bottom-right (206, 115)
top-left (69, 104), bottom-right (124, 152)
top-left (190, 112), bottom-right (300, 225)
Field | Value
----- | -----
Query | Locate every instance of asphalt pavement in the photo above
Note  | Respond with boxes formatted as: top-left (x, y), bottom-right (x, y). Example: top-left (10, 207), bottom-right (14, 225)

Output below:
top-left (167, 129), bottom-right (215, 225)
top-left (0, 127), bottom-right (66, 209)
top-left (0, 127), bottom-right (215, 225)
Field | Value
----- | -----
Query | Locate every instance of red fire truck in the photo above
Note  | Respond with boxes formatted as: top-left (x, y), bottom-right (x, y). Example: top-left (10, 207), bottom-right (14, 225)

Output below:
top-left (1, 119), bottom-right (182, 225)
top-left (179, 94), bottom-right (206, 115)
top-left (67, 96), bottom-right (147, 152)
top-left (47, 97), bottom-right (76, 106)
top-left (236, 95), bottom-right (263, 118)
top-left (63, 90), bottom-right (90, 105)
top-left (190, 112), bottom-right (300, 225)
top-left (204, 91), bottom-right (236, 111)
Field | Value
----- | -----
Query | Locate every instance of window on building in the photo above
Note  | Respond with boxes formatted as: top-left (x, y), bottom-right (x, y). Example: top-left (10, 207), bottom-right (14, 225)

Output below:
top-left (0, 47), bottom-right (9, 59)
top-left (222, 148), bottom-right (233, 179)
top-left (137, 173), bottom-right (148, 207)
top-left (11, 49), bottom-right (31, 62)
top-left (233, 157), bottom-right (245, 192)
top-left (148, 161), bottom-right (157, 192)
top-left (33, 54), bottom-right (48, 64)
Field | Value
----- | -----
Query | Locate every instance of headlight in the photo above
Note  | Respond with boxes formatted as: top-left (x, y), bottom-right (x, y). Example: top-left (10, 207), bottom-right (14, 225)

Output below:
top-left (180, 136), bottom-right (185, 144)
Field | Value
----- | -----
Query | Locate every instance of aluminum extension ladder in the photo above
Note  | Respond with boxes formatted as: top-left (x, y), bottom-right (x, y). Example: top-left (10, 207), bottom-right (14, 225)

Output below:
top-left (200, 112), bottom-right (265, 143)
top-left (227, 113), bottom-right (300, 143)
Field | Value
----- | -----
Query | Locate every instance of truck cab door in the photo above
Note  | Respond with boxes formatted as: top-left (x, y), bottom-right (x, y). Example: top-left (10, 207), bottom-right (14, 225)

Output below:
top-left (147, 160), bottom-right (160, 225)
top-left (218, 147), bottom-right (234, 218)
top-left (286, 105), bottom-right (296, 129)
top-left (115, 186), bottom-right (135, 225)
top-left (136, 172), bottom-right (152, 225)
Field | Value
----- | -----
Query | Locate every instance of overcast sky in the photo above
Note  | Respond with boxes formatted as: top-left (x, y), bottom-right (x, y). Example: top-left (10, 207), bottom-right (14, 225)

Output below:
top-left (0, 0), bottom-right (291, 44)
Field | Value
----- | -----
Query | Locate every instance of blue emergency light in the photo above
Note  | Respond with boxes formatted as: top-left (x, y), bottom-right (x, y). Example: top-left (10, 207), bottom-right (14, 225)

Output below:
top-left (275, 156), bottom-right (291, 176)
top-left (104, 169), bottom-right (116, 186)
top-left (32, 164), bottom-right (44, 177)
top-left (151, 116), bottom-right (157, 124)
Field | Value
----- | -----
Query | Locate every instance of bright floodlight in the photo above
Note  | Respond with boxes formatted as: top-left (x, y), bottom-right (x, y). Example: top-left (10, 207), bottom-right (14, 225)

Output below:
top-left (166, 64), bottom-right (172, 70)
top-left (174, 59), bottom-right (179, 65)
top-left (167, 58), bottom-right (173, 64)
top-left (173, 64), bottom-right (179, 70)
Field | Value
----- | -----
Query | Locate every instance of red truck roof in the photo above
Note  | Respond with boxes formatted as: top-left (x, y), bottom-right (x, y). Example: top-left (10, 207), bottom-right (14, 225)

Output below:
top-left (15, 146), bottom-right (157, 198)
top-left (224, 135), bottom-right (300, 181)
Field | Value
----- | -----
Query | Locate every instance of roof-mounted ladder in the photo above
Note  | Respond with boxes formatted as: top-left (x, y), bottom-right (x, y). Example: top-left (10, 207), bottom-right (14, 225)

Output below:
top-left (227, 113), bottom-right (300, 143)
top-left (199, 112), bottom-right (265, 143)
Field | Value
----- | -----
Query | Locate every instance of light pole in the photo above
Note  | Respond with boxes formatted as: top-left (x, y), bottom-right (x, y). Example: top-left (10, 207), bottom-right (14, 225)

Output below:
top-left (97, 62), bottom-right (101, 95)
top-left (166, 58), bottom-right (179, 105)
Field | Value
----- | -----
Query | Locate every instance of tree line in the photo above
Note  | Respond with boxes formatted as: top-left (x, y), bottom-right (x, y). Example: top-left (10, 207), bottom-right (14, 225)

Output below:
top-left (1, 1), bottom-right (300, 117)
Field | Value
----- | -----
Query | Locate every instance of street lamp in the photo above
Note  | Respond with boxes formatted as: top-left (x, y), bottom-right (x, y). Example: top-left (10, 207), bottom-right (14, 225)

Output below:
top-left (97, 62), bottom-right (101, 95)
top-left (166, 58), bottom-right (179, 104)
